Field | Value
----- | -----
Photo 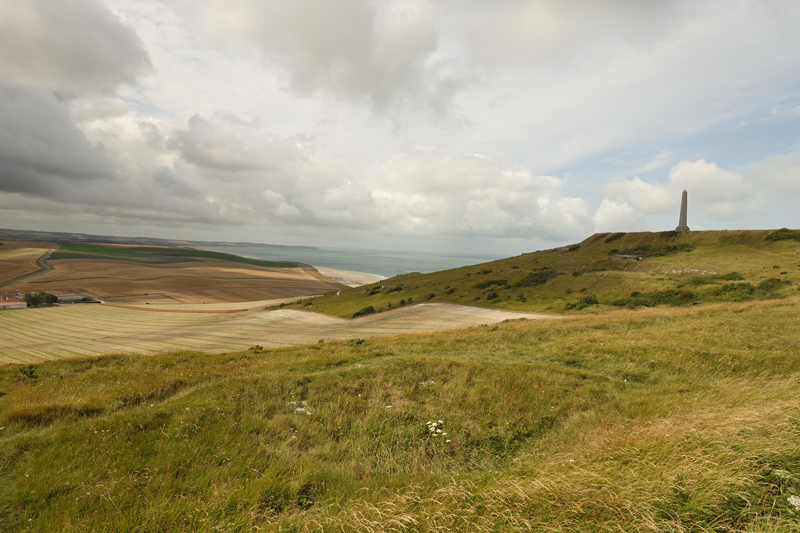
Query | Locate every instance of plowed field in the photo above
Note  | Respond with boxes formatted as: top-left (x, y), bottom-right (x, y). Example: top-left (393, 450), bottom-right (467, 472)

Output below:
top-left (0, 303), bottom-right (559, 363)
top-left (9, 258), bottom-right (341, 303)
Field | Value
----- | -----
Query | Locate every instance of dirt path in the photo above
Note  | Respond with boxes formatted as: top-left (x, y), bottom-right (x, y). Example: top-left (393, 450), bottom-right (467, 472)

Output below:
top-left (0, 303), bottom-right (561, 364)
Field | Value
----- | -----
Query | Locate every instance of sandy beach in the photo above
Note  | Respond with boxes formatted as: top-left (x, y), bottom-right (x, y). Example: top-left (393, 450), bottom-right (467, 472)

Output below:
top-left (314, 266), bottom-right (386, 287)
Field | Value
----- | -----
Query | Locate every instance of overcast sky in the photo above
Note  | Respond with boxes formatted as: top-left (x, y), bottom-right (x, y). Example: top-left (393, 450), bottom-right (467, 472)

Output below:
top-left (1, 0), bottom-right (799, 254)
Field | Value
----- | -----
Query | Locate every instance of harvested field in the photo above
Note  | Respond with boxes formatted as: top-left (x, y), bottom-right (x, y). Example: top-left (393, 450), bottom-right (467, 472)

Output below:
top-left (0, 303), bottom-right (559, 363)
top-left (0, 241), bottom-right (53, 283)
top-left (8, 258), bottom-right (342, 304)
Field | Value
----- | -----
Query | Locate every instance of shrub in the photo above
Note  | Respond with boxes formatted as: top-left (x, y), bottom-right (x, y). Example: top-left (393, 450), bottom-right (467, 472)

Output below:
top-left (477, 269), bottom-right (492, 275)
top-left (567, 295), bottom-right (599, 311)
top-left (516, 269), bottom-right (557, 288)
top-left (609, 249), bottom-right (619, 254)
top-left (474, 279), bottom-right (508, 289)
top-left (399, 299), bottom-right (406, 306)
top-left (486, 291), bottom-right (498, 300)
top-left (758, 278), bottom-right (790, 291)
top-left (605, 232), bottom-right (626, 243)
top-left (19, 365), bottom-right (37, 379)
top-left (572, 271), bottom-right (583, 276)
top-left (677, 291), bottom-right (695, 300)
top-left (445, 287), bottom-right (456, 294)
top-left (714, 272), bottom-right (744, 281)
top-left (618, 244), bottom-right (695, 257)
top-left (346, 339), bottom-right (370, 347)
top-left (568, 244), bottom-right (580, 252)
top-left (426, 293), bottom-right (436, 300)
top-left (352, 306), bottom-right (375, 318)
top-left (765, 228), bottom-right (800, 242)
top-left (384, 286), bottom-right (402, 294)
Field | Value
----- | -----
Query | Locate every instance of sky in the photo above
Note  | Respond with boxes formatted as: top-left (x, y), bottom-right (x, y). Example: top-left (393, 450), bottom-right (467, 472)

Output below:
top-left (1, 0), bottom-right (799, 255)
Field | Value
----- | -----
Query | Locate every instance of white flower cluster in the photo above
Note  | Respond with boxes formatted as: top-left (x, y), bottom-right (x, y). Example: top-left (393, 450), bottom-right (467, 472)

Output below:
top-left (427, 420), bottom-right (449, 441)
top-left (788, 494), bottom-right (800, 512)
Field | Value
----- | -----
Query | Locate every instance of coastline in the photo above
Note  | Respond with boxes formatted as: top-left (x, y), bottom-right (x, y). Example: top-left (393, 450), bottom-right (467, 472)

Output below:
top-left (314, 266), bottom-right (386, 287)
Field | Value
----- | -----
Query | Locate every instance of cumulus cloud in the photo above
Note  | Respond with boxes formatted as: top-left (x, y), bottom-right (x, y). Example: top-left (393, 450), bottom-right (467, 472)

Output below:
top-left (751, 150), bottom-right (800, 193)
top-left (0, 0), bottom-right (150, 94)
top-left (191, 0), bottom-right (471, 120)
top-left (596, 159), bottom-right (767, 231)
top-left (0, 83), bottom-right (118, 198)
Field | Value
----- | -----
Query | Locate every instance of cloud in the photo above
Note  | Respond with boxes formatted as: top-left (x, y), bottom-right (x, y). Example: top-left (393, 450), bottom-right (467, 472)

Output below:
top-left (751, 150), bottom-right (800, 193)
top-left (0, 0), bottom-right (150, 94)
top-left (0, 83), bottom-right (118, 198)
top-left (191, 0), bottom-right (471, 120)
top-left (599, 159), bottom-right (766, 229)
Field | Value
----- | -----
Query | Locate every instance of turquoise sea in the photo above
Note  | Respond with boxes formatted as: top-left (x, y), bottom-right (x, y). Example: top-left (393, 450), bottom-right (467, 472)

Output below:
top-left (202, 246), bottom-right (502, 279)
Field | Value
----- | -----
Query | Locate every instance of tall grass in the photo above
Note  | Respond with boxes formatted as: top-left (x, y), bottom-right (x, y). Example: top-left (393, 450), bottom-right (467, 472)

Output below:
top-left (2, 295), bottom-right (800, 531)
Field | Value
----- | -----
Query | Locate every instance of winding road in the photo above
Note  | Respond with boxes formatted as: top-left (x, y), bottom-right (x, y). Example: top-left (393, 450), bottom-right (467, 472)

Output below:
top-left (0, 244), bottom-right (60, 287)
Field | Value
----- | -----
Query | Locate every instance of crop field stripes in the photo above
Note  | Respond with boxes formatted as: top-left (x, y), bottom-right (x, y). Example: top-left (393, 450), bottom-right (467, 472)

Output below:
top-left (0, 303), bottom-right (555, 363)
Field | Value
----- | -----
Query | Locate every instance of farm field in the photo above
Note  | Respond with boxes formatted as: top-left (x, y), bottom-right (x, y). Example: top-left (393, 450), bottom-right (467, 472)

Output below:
top-left (1, 295), bottom-right (800, 531)
top-left (0, 241), bottom-right (53, 283)
top-left (0, 303), bottom-right (555, 364)
top-left (6, 242), bottom-right (345, 304)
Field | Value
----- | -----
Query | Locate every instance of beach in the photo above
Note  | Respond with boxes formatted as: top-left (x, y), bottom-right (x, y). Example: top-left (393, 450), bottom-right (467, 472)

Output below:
top-left (313, 266), bottom-right (386, 287)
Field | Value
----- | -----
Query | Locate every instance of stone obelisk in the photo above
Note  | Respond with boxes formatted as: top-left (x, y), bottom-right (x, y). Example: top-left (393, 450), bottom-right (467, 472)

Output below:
top-left (675, 190), bottom-right (690, 231)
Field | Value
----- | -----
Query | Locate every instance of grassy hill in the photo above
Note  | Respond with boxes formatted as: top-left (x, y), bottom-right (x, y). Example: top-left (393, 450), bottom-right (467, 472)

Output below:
top-left (2, 298), bottom-right (800, 531)
top-left (291, 229), bottom-right (800, 317)
top-left (2, 229), bottom-right (800, 531)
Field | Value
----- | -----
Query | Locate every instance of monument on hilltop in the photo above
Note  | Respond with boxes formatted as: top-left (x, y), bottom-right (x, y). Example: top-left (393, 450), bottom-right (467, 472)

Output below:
top-left (675, 190), bottom-right (690, 231)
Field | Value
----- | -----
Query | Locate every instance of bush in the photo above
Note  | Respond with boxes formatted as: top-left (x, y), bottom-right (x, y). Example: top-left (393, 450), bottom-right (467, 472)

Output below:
top-left (516, 269), bottom-right (557, 288)
top-left (758, 278), bottom-right (790, 291)
top-left (426, 293), bottom-right (436, 300)
top-left (765, 228), bottom-right (800, 242)
top-left (609, 249), bottom-right (619, 254)
top-left (399, 299), bottom-right (406, 306)
top-left (352, 306), bottom-right (375, 318)
top-left (618, 244), bottom-right (695, 257)
top-left (477, 269), bottom-right (492, 275)
top-left (384, 286), bottom-right (402, 294)
top-left (714, 272), bottom-right (744, 281)
top-left (566, 295), bottom-right (599, 311)
top-left (568, 244), bottom-right (580, 252)
top-left (572, 271), bottom-right (583, 277)
top-left (605, 232), bottom-right (626, 243)
top-left (19, 365), bottom-right (37, 379)
top-left (474, 279), bottom-right (508, 289)
top-left (486, 291), bottom-right (499, 300)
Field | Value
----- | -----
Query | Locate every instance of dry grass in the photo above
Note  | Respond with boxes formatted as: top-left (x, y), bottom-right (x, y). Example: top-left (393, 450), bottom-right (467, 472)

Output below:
top-left (0, 240), bottom-right (52, 283)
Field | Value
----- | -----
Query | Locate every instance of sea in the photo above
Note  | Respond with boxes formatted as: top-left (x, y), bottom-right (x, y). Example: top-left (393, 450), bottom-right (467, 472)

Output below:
top-left (201, 246), bottom-right (503, 279)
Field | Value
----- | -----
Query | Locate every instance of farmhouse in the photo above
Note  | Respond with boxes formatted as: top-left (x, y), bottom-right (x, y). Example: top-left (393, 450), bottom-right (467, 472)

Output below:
top-left (0, 291), bottom-right (26, 309)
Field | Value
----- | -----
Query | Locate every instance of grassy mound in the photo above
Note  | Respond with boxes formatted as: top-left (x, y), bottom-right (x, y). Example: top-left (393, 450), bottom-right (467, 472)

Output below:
top-left (3, 296), bottom-right (800, 531)
top-left (292, 229), bottom-right (800, 317)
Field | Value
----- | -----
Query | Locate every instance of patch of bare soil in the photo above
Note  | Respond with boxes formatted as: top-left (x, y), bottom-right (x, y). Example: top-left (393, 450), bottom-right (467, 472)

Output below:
top-left (9, 258), bottom-right (342, 303)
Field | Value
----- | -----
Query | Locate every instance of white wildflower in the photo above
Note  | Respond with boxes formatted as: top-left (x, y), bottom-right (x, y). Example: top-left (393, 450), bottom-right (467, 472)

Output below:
top-left (788, 494), bottom-right (800, 511)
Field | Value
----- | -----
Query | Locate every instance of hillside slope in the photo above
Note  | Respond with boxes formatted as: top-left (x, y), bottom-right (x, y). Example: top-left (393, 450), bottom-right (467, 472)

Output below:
top-left (2, 296), bottom-right (800, 531)
top-left (293, 229), bottom-right (800, 317)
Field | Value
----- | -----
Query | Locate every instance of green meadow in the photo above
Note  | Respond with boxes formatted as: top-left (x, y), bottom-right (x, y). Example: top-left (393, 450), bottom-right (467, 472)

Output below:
top-left (2, 230), bottom-right (800, 531)
top-left (52, 242), bottom-right (301, 269)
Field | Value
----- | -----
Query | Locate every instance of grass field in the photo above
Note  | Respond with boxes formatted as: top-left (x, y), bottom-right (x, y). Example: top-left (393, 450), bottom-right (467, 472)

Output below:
top-left (0, 241), bottom-right (53, 283)
top-left (0, 303), bottom-right (553, 364)
top-left (292, 229), bottom-right (800, 317)
top-left (51, 242), bottom-right (301, 268)
top-left (6, 242), bottom-right (345, 304)
top-left (1, 295), bottom-right (800, 531)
